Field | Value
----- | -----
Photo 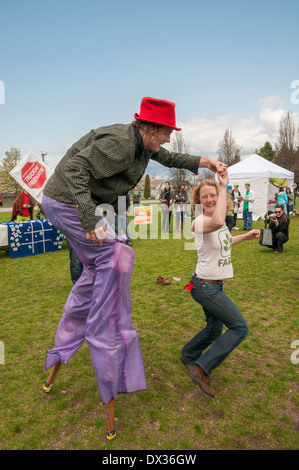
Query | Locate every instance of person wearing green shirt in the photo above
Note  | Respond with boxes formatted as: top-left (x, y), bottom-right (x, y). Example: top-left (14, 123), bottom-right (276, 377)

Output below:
top-left (286, 187), bottom-right (294, 215)
top-left (242, 182), bottom-right (255, 230)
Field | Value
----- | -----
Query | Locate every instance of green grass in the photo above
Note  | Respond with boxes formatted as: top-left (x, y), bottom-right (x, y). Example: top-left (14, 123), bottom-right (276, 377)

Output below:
top-left (0, 207), bottom-right (298, 450)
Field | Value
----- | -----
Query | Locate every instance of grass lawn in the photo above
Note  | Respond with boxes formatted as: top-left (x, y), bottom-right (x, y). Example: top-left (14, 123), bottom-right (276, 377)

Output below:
top-left (0, 206), bottom-right (298, 450)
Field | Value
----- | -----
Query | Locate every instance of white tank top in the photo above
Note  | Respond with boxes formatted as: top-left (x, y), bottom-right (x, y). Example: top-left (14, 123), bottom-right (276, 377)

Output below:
top-left (193, 215), bottom-right (233, 280)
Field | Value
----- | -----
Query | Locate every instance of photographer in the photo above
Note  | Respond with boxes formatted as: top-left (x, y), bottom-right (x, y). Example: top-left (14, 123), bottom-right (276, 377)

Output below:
top-left (267, 204), bottom-right (290, 253)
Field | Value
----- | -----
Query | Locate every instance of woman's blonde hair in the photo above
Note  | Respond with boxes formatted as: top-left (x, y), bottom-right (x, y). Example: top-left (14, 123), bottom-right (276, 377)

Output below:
top-left (191, 179), bottom-right (233, 216)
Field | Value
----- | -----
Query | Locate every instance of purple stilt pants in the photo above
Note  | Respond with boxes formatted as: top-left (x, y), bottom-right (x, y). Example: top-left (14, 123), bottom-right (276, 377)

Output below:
top-left (42, 195), bottom-right (146, 404)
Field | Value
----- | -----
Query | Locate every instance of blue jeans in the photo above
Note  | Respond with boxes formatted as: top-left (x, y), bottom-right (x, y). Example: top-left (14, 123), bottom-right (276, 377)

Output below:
top-left (242, 209), bottom-right (252, 229)
top-left (181, 278), bottom-right (248, 376)
top-left (115, 214), bottom-right (131, 241)
top-left (66, 239), bottom-right (83, 284)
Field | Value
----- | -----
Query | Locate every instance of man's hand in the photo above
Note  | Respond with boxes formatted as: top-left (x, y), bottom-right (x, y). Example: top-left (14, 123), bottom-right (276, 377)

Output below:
top-left (199, 157), bottom-right (228, 174)
top-left (86, 226), bottom-right (108, 246)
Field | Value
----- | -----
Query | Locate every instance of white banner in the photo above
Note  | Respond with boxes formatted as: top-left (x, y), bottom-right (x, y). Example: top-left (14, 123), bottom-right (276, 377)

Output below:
top-left (9, 151), bottom-right (54, 203)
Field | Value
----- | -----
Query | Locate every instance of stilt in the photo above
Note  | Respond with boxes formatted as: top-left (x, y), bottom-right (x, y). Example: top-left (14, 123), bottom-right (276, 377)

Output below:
top-left (106, 398), bottom-right (116, 441)
top-left (42, 361), bottom-right (61, 393)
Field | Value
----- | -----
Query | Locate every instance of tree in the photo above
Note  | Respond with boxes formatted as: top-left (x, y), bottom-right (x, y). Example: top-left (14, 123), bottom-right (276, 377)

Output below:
top-left (292, 147), bottom-right (299, 182)
top-left (167, 131), bottom-right (193, 187)
top-left (275, 111), bottom-right (296, 153)
top-left (143, 174), bottom-right (151, 199)
top-left (0, 147), bottom-right (23, 193)
top-left (256, 141), bottom-right (275, 161)
top-left (217, 129), bottom-right (240, 166)
top-left (274, 111), bottom-right (298, 172)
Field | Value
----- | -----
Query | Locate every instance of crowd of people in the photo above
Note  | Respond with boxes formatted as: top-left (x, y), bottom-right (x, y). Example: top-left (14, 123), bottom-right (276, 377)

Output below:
top-left (2, 177), bottom-right (295, 259)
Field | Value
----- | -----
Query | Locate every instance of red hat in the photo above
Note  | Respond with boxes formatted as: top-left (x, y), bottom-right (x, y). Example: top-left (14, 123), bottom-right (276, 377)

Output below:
top-left (134, 97), bottom-right (181, 131)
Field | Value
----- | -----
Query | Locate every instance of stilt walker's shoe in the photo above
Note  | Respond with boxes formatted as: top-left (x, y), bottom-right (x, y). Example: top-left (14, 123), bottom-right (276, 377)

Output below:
top-left (106, 429), bottom-right (117, 441)
top-left (42, 382), bottom-right (53, 393)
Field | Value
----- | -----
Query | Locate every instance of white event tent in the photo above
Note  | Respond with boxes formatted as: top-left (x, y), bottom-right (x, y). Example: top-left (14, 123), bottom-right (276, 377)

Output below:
top-left (227, 154), bottom-right (294, 220)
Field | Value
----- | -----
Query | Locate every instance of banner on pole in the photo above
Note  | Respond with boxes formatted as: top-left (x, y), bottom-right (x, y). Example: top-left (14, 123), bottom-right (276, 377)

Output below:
top-left (134, 206), bottom-right (152, 224)
top-left (9, 151), bottom-right (54, 203)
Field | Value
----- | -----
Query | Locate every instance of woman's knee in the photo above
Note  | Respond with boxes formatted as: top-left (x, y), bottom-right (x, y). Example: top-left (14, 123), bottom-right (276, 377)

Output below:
top-left (236, 321), bottom-right (249, 341)
top-left (207, 322), bottom-right (223, 340)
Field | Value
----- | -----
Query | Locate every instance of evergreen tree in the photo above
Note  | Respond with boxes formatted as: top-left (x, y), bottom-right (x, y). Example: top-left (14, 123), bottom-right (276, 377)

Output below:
top-left (256, 141), bottom-right (275, 161)
top-left (143, 174), bottom-right (151, 199)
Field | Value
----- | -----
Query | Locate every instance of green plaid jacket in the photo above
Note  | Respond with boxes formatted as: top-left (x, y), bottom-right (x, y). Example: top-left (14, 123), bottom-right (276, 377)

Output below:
top-left (44, 123), bottom-right (201, 232)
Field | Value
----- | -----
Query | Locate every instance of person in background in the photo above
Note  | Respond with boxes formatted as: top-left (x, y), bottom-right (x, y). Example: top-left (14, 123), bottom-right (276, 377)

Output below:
top-left (242, 182), bottom-right (255, 230)
top-left (293, 183), bottom-right (298, 213)
top-left (181, 174), bottom-right (260, 398)
top-left (232, 183), bottom-right (241, 230)
top-left (114, 194), bottom-right (132, 246)
top-left (66, 239), bottom-right (84, 284)
top-left (159, 181), bottom-right (173, 233)
top-left (132, 186), bottom-right (141, 207)
top-left (267, 204), bottom-right (290, 253)
top-left (225, 185), bottom-right (234, 232)
top-left (0, 192), bottom-right (3, 206)
top-left (10, 189), bottom-right (35, 222)
top-left (174, 182), bottom-right (188, 232)
top-left (285, 187), bottom-right (294, 216)
top-left (277, 187), bottom-right (288, 213)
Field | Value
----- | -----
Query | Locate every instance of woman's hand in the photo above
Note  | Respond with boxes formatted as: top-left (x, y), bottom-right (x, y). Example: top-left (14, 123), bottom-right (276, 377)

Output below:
top-left (268, 213), bottom-right (279, 225)
top-left (244, 229), bottom-right (260, 240)
top-left (86, 226), bottom-right (108, 245)
top-left (217, 168), bottom-right (229, 187)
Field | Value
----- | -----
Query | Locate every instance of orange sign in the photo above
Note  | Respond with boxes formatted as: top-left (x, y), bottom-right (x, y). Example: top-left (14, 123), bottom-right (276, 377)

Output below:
top-left (134, 206), bottom-right (152, 224)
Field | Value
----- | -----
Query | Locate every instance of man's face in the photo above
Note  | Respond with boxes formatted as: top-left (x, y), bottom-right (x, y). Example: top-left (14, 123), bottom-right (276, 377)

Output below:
top-left (144, 126), bottom-right (173, 153)
top-left (245, 184), bottom-right (250, 191)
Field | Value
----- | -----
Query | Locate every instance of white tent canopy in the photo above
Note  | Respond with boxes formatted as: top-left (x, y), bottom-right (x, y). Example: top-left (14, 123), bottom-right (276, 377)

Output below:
top-left (227, 154), bottom-right (294, 220)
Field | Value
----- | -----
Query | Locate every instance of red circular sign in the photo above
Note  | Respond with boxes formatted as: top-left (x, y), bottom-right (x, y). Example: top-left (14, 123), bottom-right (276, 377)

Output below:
top-left (21, 162), bottom-right (46, 189)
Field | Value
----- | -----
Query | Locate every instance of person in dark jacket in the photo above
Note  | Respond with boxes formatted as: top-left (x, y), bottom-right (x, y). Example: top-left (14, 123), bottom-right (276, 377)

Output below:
top-left (174, 182), bottom-right (188, 232)
top-left (267, 204), bottom-right (290, 253)
top-left (159, 181), bottom-right (173, 233)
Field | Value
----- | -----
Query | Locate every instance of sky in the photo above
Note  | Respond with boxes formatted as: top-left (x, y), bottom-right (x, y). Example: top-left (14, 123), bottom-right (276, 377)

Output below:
top-left (1, 0), bottom-right (299, 179)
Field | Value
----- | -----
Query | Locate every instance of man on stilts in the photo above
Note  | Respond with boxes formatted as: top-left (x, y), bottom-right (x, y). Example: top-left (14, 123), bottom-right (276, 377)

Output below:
top-left (42, 96), bottom-right (226, 440)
